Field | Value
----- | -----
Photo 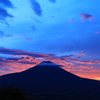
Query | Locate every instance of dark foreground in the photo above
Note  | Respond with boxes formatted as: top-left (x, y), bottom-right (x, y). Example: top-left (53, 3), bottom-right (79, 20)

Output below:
top-left (0, 86), bottom-right (100, 100)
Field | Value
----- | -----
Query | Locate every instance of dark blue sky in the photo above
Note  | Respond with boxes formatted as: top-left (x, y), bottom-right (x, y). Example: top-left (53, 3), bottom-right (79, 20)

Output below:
top-left (0, 0), bottom-right (100, 80)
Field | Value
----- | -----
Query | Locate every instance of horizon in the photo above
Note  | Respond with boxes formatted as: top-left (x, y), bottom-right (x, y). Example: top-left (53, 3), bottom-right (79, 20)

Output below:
top-left (0, 0), bottom-right (100, 81)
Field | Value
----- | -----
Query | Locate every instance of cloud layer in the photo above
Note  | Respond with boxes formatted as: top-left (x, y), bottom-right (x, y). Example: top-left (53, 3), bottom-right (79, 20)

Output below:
top-left (0, 48), bottom-right (100, 80)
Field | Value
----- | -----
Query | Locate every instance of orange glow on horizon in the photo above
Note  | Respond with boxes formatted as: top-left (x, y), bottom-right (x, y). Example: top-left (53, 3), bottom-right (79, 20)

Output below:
top-left (62, 67), bottom-right (100, 81)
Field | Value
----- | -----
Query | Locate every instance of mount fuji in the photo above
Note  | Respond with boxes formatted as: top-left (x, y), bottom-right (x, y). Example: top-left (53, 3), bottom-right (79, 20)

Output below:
top-left (0, 61), bottom-right (100, 93)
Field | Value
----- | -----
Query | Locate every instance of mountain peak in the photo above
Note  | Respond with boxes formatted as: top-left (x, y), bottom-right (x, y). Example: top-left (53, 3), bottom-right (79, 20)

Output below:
top-left (38, 61), bottom-right (62, 67)
top-left (41, 61), bottom-right (53, 63)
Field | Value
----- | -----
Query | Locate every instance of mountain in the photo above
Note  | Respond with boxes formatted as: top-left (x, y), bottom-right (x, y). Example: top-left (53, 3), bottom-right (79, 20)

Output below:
top-left (0, 61), bottom-right (100, 93)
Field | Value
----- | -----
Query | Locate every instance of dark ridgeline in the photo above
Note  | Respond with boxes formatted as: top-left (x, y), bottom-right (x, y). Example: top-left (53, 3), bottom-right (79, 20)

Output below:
top-left (0, 61), bottom-right (100, 99)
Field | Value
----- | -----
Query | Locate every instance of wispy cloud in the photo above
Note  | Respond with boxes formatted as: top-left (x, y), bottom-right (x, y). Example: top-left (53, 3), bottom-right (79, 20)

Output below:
top-left (25, 38), bottom-right (35, 42)
top-left (29, 25), bottom-right (36, 31)
top-left (29, 0), bottom-right (56, 16)
top-left (0, 0), bottom-right (14, 24)
top-left (30, 17), bottom-right (41, 23)
top-left (73, 51), bottom-right (87, 56)
top-left (19, 34), bottom-right (35, 42)
top-left (0, 0), bottom-right (14, 8)
top-left (0, 30), bottom-right (13, 38)
top-left (29, 0), bottom-right (42, 16)
top-left (0, 7), bottom-right (13, 24)
top-left (0, 48), bottom-right (51, 57)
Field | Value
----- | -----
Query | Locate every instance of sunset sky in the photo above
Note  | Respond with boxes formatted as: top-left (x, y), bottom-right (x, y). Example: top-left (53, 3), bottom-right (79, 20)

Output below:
top-left (0, 0), bottom-right (100, 81)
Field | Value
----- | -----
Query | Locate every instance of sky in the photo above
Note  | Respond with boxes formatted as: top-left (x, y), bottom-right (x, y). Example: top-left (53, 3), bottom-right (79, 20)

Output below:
top-left (0, 0), bottom-right (100, 81)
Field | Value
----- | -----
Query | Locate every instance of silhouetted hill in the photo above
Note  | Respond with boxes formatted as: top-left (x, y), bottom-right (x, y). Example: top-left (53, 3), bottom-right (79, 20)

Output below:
top-left (0, 61), bottom-right (100, 93)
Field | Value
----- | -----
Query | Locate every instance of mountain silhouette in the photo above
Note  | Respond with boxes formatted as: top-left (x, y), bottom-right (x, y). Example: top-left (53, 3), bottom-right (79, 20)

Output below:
top-left (0, 61), bottom-right (100, 93)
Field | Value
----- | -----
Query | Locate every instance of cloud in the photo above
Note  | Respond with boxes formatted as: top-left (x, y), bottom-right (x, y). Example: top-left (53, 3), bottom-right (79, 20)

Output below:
top-left (0, 48), bottom-right (51, 57)
top-left (0, 48), bottom-right (100, 80)
top-left (19, 34), bottom-right (35, 42)
top-left (68, 59), bottom-right (100, 65)
top-left (29, 25), bottom-right (36, 31)
top-left (81, 13), bottom-right (93, 22)
top-left (0, 56), bottom-right (38, 75)
top-left (25, 38), bottom-right (35, 42)
top-left (0, 54), bottom-right (99, 74)
top-left (81, 13), bottom-right (92, 19)
top-left (29, 0), bottom-right (56, 18)
top-left (5, 56), bottom-right (37, 64)
top-left (30, 17), bottom-right (41, 23)
top-left (0, 55), bottom-right (43, 76)
top-left (31, 25), bottom-right (36, 31)
top-left (29, 0), bottom-right (42, 16)
top-left (0, 0), bottom-right (14, 8)
top-left (73, 51), bottom-right (87, 56)
top-left (0, 30), bottom-right (13, 38)
top-left (0, 7), bottom-right (13, 18)
top-left (0, 0), bottom-right (14, 24)
top-left (0, 7), bottom-right (13, 25)
top-left (48, 0), bottom-right (56, 3)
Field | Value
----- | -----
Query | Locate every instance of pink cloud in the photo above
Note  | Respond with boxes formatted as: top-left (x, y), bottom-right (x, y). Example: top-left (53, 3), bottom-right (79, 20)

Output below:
top-left (74, 51), bottom-right (87, 56)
